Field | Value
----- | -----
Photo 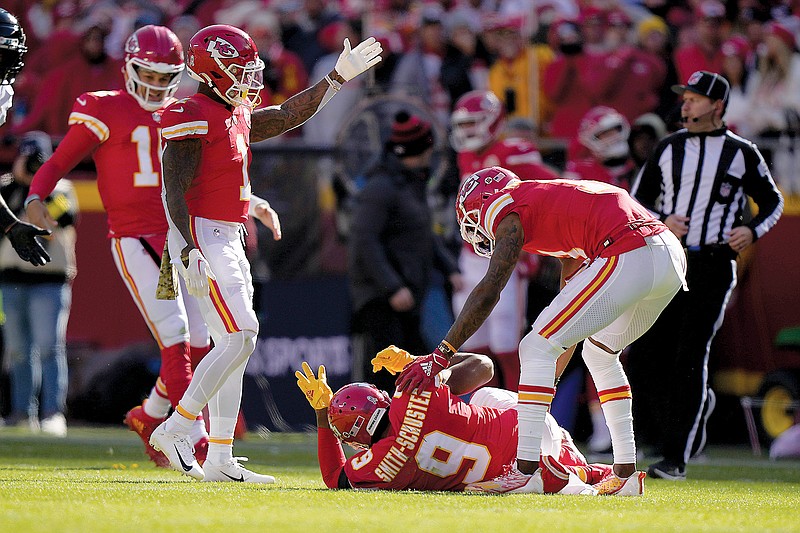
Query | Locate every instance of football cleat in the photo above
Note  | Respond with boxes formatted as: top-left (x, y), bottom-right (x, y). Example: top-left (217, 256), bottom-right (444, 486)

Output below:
top-left (593, 471), bottom-right (646, 496)
top-left (202, 457), bottom-right (275, 484)
top-left (464, 466), bottom-right (544, 494)
top-left (647, 460), bottom-right (686, 481)
top-left (149, 422), bottom-right (204, 480)
top-left (124, 404), bottom-right (169, 468)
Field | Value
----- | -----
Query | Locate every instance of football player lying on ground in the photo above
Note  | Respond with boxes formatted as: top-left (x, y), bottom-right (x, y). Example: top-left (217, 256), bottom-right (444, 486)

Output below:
top-left (296, 346), bottom-right (632, 494)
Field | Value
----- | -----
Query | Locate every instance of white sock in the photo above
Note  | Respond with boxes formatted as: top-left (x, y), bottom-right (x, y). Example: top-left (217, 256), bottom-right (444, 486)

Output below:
top-left (582, 340), bottom-right (636, 464)
top-left (144, 381), bottom-right (170, 419)
top-left (164, 407), bottom-right (195, 434)
top-left (516, 333), bottom-right (563, 463)
top-left (189, 418), bottom-right (209, 444)
top-left (206, 442), bottom-right (233, 465)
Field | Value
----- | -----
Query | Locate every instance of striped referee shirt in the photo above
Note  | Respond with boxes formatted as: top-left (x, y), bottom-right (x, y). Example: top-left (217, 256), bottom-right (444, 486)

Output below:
top-left (631, 127), bottom-right (783, 248)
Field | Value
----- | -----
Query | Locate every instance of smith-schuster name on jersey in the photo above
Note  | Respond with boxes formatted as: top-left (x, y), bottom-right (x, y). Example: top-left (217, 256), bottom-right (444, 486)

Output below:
top-left (482, 179), bottom-right (667, 260)
top-left (66, 90), bottom-right (169, 237)
top-left (340, 386), bottom-right (517, 490)
top-left (161, 93), bottom-right (252, 223)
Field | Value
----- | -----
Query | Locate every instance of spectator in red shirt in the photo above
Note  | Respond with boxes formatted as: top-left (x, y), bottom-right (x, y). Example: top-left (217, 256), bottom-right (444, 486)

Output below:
top-left (603, 9), bottom-right (666, 124)
top-left (673, 0), bottom-right (729, 84)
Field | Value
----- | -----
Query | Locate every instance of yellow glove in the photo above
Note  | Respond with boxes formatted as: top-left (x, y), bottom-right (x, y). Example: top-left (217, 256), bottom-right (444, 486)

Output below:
top-left (295, 361), bottom-right (333, 410)
top-left (371, 345), bottom-right (415, 375)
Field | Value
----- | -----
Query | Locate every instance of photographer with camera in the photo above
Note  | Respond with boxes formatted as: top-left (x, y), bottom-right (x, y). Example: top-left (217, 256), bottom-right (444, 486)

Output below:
top-left (0, 131), bottom-right (77, 435)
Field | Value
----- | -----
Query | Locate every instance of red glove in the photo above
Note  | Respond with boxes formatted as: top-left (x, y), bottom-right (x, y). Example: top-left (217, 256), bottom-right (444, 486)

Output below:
top-left (395, 342), bottom-right (453, 392)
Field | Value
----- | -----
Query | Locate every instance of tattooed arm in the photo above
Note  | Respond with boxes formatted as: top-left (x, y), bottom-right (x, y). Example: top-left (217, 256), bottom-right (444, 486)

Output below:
top-left (444, 213), bottom-right (524, 349)
top-left (250, 70), bottom-right (346, 143)
top-left (162, 138), bottom-right (202, 262)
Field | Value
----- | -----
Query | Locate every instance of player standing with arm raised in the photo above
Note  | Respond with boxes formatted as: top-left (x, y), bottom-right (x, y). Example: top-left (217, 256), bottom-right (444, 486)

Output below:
top-left (397, 167), bottom-right (688, 495)
top-left (23, 26), bottom-right (218, 466)
top-left (151, 25), bottom-right (381, 482)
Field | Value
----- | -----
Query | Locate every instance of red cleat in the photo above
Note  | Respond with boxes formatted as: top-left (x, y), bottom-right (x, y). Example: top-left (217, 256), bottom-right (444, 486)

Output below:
top-left (124, 403), bottom-right (169, 468)
top-left (194, 435), bottom-right (209, 465)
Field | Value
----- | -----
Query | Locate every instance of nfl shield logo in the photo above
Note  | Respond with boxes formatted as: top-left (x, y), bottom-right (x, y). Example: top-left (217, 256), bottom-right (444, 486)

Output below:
top-left (720, 182), bottom-right (732, 199)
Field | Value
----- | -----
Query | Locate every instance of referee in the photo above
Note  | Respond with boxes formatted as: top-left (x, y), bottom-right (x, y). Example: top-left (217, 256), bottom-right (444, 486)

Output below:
top-left (628, 71), bottom-right (784, 480)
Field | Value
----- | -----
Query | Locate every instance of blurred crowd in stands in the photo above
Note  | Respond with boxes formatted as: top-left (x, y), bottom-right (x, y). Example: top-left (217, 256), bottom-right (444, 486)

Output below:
top-left (2, 0), bottom-right (799, 170)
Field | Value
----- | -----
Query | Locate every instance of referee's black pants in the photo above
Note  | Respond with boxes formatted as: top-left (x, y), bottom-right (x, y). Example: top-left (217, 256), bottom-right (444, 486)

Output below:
top-left (627, 246), bottom-right (736, 467)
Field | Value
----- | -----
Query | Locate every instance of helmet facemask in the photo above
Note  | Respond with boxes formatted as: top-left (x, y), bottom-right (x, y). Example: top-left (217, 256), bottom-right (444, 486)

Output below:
top-left (125, 61), bottom-right (183, 111)
top-left (458, 203), bottom-right (494, 258)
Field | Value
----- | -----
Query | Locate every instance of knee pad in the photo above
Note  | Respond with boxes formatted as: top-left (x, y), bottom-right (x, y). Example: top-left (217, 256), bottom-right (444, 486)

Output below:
top-left (219, 329), bottom-right (258, 369)
top-left (519, 332), bottom-right (563, 364)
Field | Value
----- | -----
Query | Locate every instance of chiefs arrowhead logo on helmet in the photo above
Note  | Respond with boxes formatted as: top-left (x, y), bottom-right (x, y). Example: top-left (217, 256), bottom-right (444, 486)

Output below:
top-left (207, 37), bottom-right (239, 59)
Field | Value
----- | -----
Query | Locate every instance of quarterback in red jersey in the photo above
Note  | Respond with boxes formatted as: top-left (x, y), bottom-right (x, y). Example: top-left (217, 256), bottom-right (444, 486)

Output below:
top-left (398, 167), bottom-right (688, 496)
top-left (151, 24), bottom-right (382, 483)
top-left (297, 347), bottom-right (612, 493)
top-left (450, 90), bottom-right (559, 391)
top-left (24, 26), bottom-right (215, 466)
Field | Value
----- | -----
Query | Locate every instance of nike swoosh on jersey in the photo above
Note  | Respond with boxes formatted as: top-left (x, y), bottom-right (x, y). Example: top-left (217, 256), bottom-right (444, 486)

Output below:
top-left (175, 444), bottom-right (194, 472)
top-left (222, 471), bottom-right (244, 482)
top-left (77, 98), bottom-right (86, 106)
top-left (171, 107), bottom-right (185, 113)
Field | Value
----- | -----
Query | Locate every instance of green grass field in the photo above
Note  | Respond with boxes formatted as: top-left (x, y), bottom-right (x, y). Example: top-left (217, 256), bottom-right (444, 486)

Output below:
top-left (1, 426), bottom-right (799, 533)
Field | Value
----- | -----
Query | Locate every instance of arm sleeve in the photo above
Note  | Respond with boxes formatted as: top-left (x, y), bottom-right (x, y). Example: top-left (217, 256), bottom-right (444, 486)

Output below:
top-left (318, 427), bottom-right (349, 489)
top-left (742, 145), bottom-right (784, 240)
top-left (28, 125), bottom-right (98, 200)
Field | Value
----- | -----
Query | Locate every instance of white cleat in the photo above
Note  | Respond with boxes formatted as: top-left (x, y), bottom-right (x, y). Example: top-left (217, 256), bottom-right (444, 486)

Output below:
top-left (202, 457), bottom-right (276, 484)
top-left (464, 466), bottom-right (544, 494)
top-left (593, 471), bottom-right (646, 496)
top-left (149, 422), bottom-right (204, 480)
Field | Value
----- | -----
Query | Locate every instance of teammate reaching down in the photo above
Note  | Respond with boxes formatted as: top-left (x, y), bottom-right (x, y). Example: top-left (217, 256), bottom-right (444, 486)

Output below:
top-left (397, 167), bottom-right (687, 495)
top-left (150, 25), bottom-right (381, 482)
top-left (24, 25), bottom-right (212, 466)
top-left (296, 346), bottom-right (625, 494)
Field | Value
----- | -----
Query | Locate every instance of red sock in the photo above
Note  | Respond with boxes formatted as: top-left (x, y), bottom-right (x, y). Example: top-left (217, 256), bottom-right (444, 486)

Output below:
top-left (190, 344), bottom-right (210, 371)
top-left (160, 342), bottom-right (192, 407)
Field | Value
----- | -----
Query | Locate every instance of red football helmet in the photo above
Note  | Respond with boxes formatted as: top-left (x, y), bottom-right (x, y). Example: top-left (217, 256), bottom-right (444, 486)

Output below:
top-left (327, 383), bottom-right (391, 450)
top-left (456, 166), bottom-right (521, 257)
top-left (123, 25), bottom-right (184, 111)
top-left (187, 24), bottom-right (264, 108)
top-left (450, 90), bottom-right (506, 153)
top-left (578, 106), bottom-right (630, 161)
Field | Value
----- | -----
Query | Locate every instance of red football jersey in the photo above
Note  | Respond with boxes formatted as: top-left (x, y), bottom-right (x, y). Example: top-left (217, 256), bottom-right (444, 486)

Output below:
top-left (457, 138), bottom-right (559, 182)
top-left (564, 158), bottom-right (636, 191)
top-left (482, 179), bottom-right (666, 261)
top-left (341, 386), bottom-right (518, 491)
top-left (161, 93), bottom-right (252, 223)
top-left (32, 90), bottom-right (169, 237)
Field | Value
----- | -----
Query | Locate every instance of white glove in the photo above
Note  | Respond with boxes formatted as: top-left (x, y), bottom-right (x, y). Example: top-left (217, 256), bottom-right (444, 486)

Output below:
top-left (334, 37), bottom-right (383, 82)
top-left (182, 248), bottom-right (216, 298)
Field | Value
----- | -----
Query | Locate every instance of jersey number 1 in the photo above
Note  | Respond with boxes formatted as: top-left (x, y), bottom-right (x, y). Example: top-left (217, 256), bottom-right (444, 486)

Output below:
top-left (131, 125), bottom-right (160, 187)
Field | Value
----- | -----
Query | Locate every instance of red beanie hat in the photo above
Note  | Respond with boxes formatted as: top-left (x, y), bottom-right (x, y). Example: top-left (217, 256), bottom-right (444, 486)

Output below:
top-left (387, 111), bottom-right (433, 157)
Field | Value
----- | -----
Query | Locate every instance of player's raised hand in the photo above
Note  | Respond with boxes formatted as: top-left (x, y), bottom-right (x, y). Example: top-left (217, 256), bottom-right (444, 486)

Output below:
top-left (295, 362), bottom-right (333, 410)
top-left (395, 351), bottom-right (449, 392)
top-left (371, 345), bottom-right (415, 375)
top-left (181, 248), bottom-right (215, 298)
top-left (334, 37), bottom-right (382, 82)
top-left (25, 198), bottom-right (56, 231)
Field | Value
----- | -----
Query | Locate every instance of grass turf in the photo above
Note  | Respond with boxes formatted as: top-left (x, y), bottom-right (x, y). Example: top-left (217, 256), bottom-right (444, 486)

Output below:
top-left (1, 426), bottom-right (799, 533)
